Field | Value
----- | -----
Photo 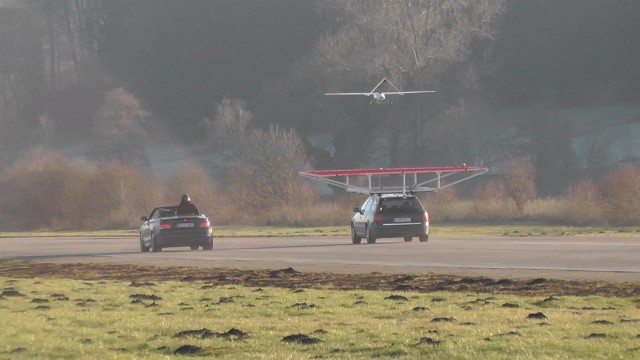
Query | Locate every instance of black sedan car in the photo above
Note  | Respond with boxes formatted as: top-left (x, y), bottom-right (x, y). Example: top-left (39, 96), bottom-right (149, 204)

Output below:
top-left (351, 193), bottom-right (429, 244)
top-left (139, 206), bottom-right (213, 252)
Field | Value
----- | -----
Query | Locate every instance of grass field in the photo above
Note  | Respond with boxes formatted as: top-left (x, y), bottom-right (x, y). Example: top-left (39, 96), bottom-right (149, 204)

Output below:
top-left (2, 223), bottom-right (638, 358)
top-left (1, 276), bottom-right (639, 359)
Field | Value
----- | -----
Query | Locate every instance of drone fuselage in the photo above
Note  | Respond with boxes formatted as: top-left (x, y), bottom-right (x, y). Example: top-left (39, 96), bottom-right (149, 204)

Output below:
top-left (373, 93), bottom-right (386, 102)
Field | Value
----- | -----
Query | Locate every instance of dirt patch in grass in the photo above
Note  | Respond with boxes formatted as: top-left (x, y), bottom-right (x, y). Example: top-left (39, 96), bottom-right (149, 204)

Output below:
top-left (282, 334), bottom-right (321, 345)
top-left (0, 260), bottom-right (638, 297)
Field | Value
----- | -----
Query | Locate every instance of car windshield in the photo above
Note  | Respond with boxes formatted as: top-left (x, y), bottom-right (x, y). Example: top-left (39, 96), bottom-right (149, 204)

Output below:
top-left (379, 198), bottom-right (421, 212)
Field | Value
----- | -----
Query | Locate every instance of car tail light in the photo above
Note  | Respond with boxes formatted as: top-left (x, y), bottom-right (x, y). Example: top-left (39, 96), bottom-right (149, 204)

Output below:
top-left (160, 221), bottom-right (171, 229)
top-left (422, 211), bottom-right (429, 223)
top-left (199, 219), bottom-right (211, 228)
top-left (374, 213), bottom-right (384, 224)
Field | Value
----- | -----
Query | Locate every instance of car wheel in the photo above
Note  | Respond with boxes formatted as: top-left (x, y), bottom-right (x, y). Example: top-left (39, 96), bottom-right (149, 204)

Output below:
top-left (203, 238), bottom-right (213, 251)
top-left (351, 224), bottom-right (362, 244)
top-left (419, 234), bottom-right (429, 242)
top-left (404, 236), bottom-right (413, 242)
top-left (140, 234), bottom-right (149, 253)
top-left (151, 234), bottom-right (162, 252)
top-left (366, 225), bottom-right (376, 244)
top-left (190, 245), bottom-right (199, 251)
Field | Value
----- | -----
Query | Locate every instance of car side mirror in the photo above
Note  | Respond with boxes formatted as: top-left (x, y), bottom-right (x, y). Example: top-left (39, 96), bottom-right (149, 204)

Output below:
top-left (353, 207), bottom-right (363, 214)
top-left (140, 216), bottom-right (148, 222)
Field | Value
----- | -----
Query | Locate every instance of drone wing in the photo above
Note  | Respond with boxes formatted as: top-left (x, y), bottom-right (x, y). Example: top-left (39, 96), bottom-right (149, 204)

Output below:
top-left (382, 90), bottom-right (437, 96)
top-left (324, 92), bottom-right (373, 96)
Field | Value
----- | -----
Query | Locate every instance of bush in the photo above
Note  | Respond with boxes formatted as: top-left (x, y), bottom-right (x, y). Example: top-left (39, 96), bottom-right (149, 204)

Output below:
top-left (85, 162), bottom-right (165, 229)
top-left (523, 197), bottom-right (564, 222)
top-left (600, 166), bottom-right (640, 225)
top-left (222, 159), bottom-right (320, 225)
top-left (4, 152), bottom-right (639, 229)
top-left (422, 187), bottom-right (466, 222)
top-left (562, 181), bottom-right (603, 225)
top-left (0, 151), bottom-right (167, 231)
top-left (0, 150), bottom-right (90, 230)
top-left (471, 180), bottom-right (515, 220)
top-left (245, 179), bottom-right (322, 226)
top-left (432, 200), bottom-right (476, 222)
top-left (268, 181), bottom-right (369, 227)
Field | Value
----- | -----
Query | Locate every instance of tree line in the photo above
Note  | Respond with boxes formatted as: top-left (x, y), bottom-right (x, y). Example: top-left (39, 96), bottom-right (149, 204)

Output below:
top-left (1, 0), bottom-right (640, 207)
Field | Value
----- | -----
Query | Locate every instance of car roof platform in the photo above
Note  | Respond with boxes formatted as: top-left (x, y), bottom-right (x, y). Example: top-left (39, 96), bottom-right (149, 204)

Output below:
top-left (300, 166), bottom-right (489, 196)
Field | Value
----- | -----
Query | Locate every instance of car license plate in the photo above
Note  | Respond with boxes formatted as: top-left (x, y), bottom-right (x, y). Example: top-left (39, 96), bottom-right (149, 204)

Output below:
top-left (394, 217), bottom-right (411, 223)
top-left (176, 223), bottom-right (194, 228)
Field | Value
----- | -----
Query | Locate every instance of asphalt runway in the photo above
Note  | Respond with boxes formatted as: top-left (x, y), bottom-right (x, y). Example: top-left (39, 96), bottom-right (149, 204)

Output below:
top-left (1, 235), bottom-right (639, 282)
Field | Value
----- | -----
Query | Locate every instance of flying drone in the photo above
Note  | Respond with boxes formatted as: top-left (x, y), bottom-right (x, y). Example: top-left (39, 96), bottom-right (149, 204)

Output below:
top-left (325, 78), bottom-right (436, 105)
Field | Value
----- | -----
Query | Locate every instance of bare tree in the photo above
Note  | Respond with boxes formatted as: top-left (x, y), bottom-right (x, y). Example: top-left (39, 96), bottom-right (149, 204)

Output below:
top-left (6, 0), bottom-right (100, 92)
top-left (503, 158), bottom-right (536, 216)
top-left (202, 97), bottom-right (311, 212)
top-left (222, 125), bottom-right (309, 210)
top-left (0, 2), bottom-right (47, 120)
top-left (89, 87), bottom-right (150, 167)
top-left (240, 125), bottom-right (309, 204)
top-left (0, 0), bottom-right (107, 165)
top-left (319, 0), bottom-right (505, 73)
top-left (30, 112), bottom-right (56, 148)
top-left (201, 97), bottom-right (252, 153)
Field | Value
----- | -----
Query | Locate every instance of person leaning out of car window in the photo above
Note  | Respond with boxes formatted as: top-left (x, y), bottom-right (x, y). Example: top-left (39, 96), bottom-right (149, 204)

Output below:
top-left (177, 194), bottom-right (199, 216)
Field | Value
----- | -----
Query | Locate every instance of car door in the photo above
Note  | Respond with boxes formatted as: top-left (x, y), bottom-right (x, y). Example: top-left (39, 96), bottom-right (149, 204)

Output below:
top-left (353, 197), bottom-right (371, 235)
top-left (140, 209), bottom-right (158, 241)
top-left (364, 197), bottom-right (378, 230)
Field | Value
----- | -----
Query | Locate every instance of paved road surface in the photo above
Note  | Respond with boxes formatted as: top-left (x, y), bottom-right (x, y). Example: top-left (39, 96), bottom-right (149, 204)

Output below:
top-left (1, 235), bottom-right (639, 282)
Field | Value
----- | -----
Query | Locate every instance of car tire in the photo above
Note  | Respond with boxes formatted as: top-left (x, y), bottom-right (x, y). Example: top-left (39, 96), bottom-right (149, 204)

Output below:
top-left (190, 245), bottom-right (199, 251)
top-left (203, 238), bottom-right (213, 251)
top-left (140, 234), bottom-right (149, 253)
top-left (404, 236), bottom-right (413, 242)
top-left (351, 224), bottom-right (362, 244)
top-left (151, 234), bottom-right (162, 252)
top-left (419, 234), bottom-right (429, 242)
top-left (366, 225), bottom-right (376, 244)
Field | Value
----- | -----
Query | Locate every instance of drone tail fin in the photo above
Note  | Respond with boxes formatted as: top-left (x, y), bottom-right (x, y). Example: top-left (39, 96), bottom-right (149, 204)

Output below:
top-left (370, 78), bottom-right (388, 94)
top-left (384, 78), bottom-right (402, 93)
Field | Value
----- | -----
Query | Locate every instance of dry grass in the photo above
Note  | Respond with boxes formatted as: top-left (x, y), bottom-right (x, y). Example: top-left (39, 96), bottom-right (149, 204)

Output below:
top-left (267, 202), bottom-right (354, 227)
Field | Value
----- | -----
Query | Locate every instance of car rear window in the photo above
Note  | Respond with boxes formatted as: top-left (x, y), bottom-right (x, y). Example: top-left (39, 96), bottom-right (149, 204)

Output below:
top-left (159, 208), bottom-right (177, 217)
top-left (379, 198), bottom-right (421, 212)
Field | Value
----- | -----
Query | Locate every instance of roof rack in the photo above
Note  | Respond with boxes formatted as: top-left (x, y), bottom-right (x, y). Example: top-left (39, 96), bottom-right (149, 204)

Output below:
top-left (300, 166), bottom-right (488, 195)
